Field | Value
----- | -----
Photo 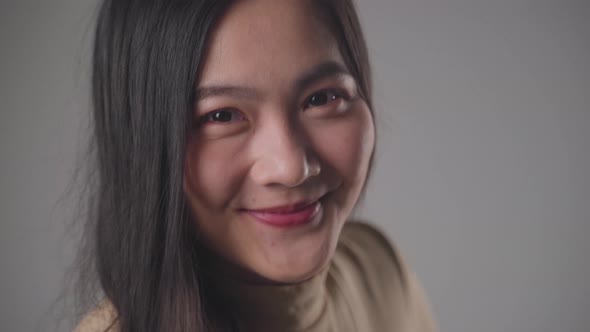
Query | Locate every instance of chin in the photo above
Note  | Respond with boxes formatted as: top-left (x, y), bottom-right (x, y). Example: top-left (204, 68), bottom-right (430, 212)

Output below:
top-left (254, 234), bottom-right (337, 284)
top-left (260, 257), bottom-right (328, 284)
top-left (261, 212), bottom-right (345, 283)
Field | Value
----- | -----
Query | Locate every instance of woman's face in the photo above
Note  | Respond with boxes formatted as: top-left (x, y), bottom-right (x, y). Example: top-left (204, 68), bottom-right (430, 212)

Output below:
top-left (184, 0), bottom-right (375, 283)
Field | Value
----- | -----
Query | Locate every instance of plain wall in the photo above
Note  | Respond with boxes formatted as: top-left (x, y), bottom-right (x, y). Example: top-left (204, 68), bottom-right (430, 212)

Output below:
top-left (1, 0), bottom-right (589, 331)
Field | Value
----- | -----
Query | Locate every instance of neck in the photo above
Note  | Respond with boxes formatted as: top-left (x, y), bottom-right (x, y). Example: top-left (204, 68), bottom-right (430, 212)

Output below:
top-left (200, 253), bottom-right (330, 331)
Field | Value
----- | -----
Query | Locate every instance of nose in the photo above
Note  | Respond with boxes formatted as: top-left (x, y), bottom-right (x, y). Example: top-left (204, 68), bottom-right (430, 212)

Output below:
top-left (249, 118), bottom-right (321, 188)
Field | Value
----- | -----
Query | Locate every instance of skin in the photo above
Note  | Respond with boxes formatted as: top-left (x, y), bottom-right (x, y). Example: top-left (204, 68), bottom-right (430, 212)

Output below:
top-left (183, 0), bottom-right (375, 284)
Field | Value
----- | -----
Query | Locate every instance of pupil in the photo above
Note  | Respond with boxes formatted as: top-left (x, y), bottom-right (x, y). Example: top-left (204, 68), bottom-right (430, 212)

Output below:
top-left (310, 93), bottom-right (328, 106)
top-left (213, 111), bottom-right (232, 122)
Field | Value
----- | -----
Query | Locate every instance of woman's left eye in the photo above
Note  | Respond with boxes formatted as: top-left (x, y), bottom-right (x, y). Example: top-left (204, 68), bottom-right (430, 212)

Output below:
top-left (304, 90), bottom-right (345, 109)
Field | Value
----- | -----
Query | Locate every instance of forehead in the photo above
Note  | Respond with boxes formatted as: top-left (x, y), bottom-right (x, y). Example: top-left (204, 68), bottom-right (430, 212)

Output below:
top-left (198, 0), bottom-right (343, 88)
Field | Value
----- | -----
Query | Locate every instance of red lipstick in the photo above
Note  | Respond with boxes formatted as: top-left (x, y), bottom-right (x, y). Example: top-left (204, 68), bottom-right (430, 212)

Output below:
top-left (243, 200), bottom-right (322, 228)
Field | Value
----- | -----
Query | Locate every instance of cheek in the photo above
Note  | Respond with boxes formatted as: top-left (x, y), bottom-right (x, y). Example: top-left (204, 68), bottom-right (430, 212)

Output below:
top-left (184, 137), bottom-right (246, 211)
top-left (310, 105), bottom-right (375, 184)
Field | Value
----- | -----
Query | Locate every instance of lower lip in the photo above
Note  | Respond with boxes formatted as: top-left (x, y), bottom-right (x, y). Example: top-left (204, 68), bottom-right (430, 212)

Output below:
top-left (244, 201), bottom-right (322, 228)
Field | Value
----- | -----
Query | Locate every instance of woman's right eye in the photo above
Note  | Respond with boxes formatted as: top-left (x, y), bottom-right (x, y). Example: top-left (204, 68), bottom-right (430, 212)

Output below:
top-left (198, 108), bottom-right (245, 126)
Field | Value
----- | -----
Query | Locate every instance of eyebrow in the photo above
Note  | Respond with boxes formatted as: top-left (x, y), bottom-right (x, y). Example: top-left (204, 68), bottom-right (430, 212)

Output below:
top-left (194, 60), bottom-right (351, 102)
top-left (294, 61), bottom-right (351, 93)
top-left (194, 85), bottom-right (259, 101)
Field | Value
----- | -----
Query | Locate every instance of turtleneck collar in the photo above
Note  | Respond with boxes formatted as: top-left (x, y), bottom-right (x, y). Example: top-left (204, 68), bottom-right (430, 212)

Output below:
top-left (202, 260), bottom-right (330, 331)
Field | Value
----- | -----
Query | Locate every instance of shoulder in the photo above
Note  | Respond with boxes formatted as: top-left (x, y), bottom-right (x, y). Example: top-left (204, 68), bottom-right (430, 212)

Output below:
top-left (332, 220), bottom-right (437, 331)
top-left (73, 300), bottom-right (119, 332)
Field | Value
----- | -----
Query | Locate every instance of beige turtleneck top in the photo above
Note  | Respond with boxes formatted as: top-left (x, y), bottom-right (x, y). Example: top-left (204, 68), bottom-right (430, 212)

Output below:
top-left (75, 221), bottom-right (436, 331)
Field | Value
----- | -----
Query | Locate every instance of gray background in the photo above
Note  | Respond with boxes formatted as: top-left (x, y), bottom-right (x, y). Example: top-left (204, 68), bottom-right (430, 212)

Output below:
top-left (1, 0), bottom-right (588, 331)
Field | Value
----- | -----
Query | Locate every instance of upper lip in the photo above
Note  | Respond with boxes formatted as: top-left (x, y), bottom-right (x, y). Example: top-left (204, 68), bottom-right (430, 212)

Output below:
top-left (241, 194), bottom-right (326, 214)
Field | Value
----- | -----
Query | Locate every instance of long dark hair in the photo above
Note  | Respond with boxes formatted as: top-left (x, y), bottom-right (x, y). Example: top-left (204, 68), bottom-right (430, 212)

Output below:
top-left (82, 0), bottom-right (372, 331)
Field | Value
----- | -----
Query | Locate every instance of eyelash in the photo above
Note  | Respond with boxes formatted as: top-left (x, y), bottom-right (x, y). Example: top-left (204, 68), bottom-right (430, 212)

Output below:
top-left (196, 88), bottom-right (350, 126)
top-left (197, 108), bottom-right (245, 126)
top-left (303, 88), bottom-right (349, 110)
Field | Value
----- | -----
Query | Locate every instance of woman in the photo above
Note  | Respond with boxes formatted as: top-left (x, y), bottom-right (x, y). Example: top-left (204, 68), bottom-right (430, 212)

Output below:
top-left (75, 0), bottom-right (435, 331)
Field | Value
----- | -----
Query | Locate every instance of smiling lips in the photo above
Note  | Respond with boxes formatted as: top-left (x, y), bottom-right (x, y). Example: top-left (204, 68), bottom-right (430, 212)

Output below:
top-left (243, 199), bottom-right (322, 228)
